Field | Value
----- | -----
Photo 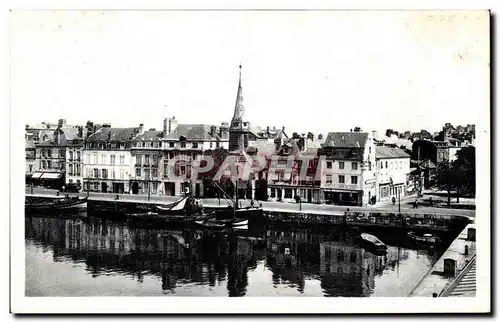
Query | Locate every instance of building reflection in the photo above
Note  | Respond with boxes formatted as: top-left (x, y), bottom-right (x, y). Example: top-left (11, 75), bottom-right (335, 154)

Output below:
top-left (25, 216), bottom-right (410, 297)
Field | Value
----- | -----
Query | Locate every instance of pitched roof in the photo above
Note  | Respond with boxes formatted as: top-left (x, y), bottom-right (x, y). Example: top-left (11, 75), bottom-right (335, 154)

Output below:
top-left (164, 124), bottom-right (216, 141)
top-left (59, 127), bottom-right (79, 141)
top-left (86, 127), bottom-right (139, 142)
top-left (323, 132), bottom-right (369, 148)
top-left (375, 146), bottom-right (411, 159)
top-left (133, 130), bottom-right (163, 142)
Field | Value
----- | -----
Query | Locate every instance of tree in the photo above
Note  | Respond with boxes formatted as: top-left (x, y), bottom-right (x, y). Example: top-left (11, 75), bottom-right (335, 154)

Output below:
top-left (453, 146), bottom-right (476, 199)
top-left (434, 161), bottom-right (456, 206)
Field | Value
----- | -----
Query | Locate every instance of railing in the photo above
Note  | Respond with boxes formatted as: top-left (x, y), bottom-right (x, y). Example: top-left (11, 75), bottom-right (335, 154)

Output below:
top-left (439, 254), bottom-right (477, 297)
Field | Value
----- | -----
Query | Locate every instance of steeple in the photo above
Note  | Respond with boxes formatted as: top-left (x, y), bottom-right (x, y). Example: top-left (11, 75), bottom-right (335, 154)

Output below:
top-left (231, 64), bottom-right (244, 128)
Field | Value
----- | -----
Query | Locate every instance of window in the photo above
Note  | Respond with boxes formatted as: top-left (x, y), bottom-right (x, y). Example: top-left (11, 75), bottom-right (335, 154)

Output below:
top-left (145, 155), bottom-right (150, 165)
top-left (136, 168), bottom-right (141, 177)
top-left (110, 155), bottom-right (116, 165)
top-left (326, 175), bottom-right (333, 184)
top-left (192, 142), bottom-right (199, 148)
top-left (41, 160), bottom-right (46, 169)
top-left (326, 161), bottom-right (332, 169)
top-left (284, 189), bottom-right (292, 199)
top-left (152, 182), bottom-right (158, 193)
top-left (47, 160), bottom-right (52, 169)
top-left (369, 147), bottom-right (372, 154)
top-left (153, 155), bottom-right (158, 165)
top-left (352, 162), bottom-right (358, 170)
top-left (93, 183), bottom-right (99, 191)
top-left (76, 164), bottom-right (81, 176)
top-left (59, 149), bottom-right (64, 158)
top-left (77, 151), bottom-right (81, 161)
top-left (69, 151), bottom-right (73, 160)
top-left (339, 161), bottom-right (345, 169)
top-left (350, 252), bottom-right (357, 263)
top-left (93, 168), bottom-right (99, 178)
top-left (120, 155), bottom-right (125, 165)
top-left (369, 161), bottom-right (372, 171)
top-left (169, 142), bottom-right (175, 148)
top-left (152, 168), bottom-right (158, 178)
top-left (180, 142), bottom-right (186, 148)
top-left (47, 149), bottom-right (52, 158)
top-left (144, 169), bottom-right (150, 180)
top-left (68, 164), bottom-right (73, 175)
top-left (120, 169), bottom-right (124, 179)
top-left (337, 250), bottom-right (344, 262)
top-left (351, 176), bottom-right (358, 184)
top-left (385, 161), bottom-right (388, 168)
top-left (400, 161), bottom-right (402, 169)
top-left (102, 169), bottom-right (108, 179)
top-left (210, 142), bottom-right (213, 148)
top-left (380, 161), bottom-right (383, 169)
top-left (270, 188), bottom-right (276, 198)
top-left (180, 165), bottom-right (186, 175)
top-left (102, 154), bottom-right (107, 165)
top-left (136, 154), bottom-right (142, 165)
top-left (338, 175), bottom-right (345, 184)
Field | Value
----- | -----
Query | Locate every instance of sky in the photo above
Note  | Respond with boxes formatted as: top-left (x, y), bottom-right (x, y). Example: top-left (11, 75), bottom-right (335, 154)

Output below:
top-left (10, 10), bottom-right (489, 135)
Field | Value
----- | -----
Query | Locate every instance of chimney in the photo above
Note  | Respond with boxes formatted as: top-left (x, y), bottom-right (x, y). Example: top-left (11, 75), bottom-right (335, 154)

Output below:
top-left (102, 123), bottom-right (111, 128)
top-left (267, 126), bottom-right (270, 134)
top-left (318, 133), bottom-right (323, 140)
top-left (138, 123), bottom-right (144, 135)
top-left (307, 132), bottom-right (314, 141)
top-left (219, 122), bottom-right (229, 140)
top-left (282, 126), bottom-right (285, 133)
top-left (210, 125), bottom-right (217, 138)
top-left (149, 128), bottom-right (156, 131)
top-left (58, 119), bottom-right (67, 128)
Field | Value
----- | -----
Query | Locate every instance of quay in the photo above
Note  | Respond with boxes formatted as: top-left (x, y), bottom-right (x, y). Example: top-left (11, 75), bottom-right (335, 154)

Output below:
top-left (409, 223), bottom-right (476, 297)
top-left (25, 190), bottom-right (472, 231)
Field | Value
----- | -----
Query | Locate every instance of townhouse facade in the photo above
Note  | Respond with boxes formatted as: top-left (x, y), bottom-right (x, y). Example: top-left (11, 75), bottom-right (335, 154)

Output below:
top-left (374, 146), bottom-right (411, 204)
top-left (320, 132), bottom-right (377, 206)
top-left (161, 123), bottom-right (229, 197)
top-left (31, 120), bottom-right (85, 190)
top-left (130, 129), bottom-right (164, 195)
top-left (83, 125), bottom-right (139, 193)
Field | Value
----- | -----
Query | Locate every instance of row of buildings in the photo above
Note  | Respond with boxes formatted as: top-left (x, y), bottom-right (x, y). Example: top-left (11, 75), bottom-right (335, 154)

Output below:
top-left (25, 67), bottom-right (473, 206)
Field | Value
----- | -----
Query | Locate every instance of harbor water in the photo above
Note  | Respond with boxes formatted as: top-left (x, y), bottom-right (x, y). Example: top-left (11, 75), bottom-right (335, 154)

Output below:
top-left (25, 212), bottom-right (452, 297)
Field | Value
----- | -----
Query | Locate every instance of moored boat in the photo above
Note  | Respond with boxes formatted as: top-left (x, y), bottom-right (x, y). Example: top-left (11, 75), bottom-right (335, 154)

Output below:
top-left (25, 197), bottom-right (88, 213)
top-left (407, 231), bottom-right (441, 245)
top-left (359, 233), bottom-right (387, 253)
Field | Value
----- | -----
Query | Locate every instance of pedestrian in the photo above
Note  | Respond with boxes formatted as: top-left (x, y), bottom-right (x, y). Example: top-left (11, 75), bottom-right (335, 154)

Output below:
top-left (250, 199), bottom-right (255, 208)
top-left (429, 196), bottom-right (433, 206)
top-left (392, 196), bottom-right (396, 205)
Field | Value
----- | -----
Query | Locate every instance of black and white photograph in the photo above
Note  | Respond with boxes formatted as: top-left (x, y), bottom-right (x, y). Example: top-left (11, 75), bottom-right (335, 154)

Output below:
top-left (9, 7), bottom-right (491, 314)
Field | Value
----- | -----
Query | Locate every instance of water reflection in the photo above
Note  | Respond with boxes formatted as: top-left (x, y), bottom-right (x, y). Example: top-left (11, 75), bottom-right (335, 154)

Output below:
top-left (25, 215), bottom-right (443, 297)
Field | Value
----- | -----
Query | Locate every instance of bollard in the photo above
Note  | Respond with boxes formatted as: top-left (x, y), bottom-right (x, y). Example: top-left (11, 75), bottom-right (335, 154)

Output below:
top-left (467, 228), bottom-right (476, 241)
top-left (464, 245), bottom-right (469, 255)
top-left (443, 258), bottom-right (457, 277)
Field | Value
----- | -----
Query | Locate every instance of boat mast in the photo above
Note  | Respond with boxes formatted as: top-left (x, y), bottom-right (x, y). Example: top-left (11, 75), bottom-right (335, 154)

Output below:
top-left (234, 178), bottom-right (237, 218)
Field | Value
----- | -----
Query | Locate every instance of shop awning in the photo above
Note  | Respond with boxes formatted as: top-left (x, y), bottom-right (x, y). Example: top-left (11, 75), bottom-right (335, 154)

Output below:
top-left (31, 172), bottom-right (44, 179)
top-left (40, 173), bottom-right (62, 180)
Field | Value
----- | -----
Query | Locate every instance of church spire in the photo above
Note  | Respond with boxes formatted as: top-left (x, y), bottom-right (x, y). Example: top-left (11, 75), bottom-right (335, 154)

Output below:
top-left (232, 64), bottom-right (244, 121)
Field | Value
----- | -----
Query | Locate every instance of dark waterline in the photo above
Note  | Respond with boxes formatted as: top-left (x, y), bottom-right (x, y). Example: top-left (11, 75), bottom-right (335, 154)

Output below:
top-left (25, 212), bottom-right (450, 297)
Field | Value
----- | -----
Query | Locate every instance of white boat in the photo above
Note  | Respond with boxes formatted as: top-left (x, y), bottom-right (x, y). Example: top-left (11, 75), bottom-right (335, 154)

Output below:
top-left (360, 233), bottom-right (387, 252)
top-left (407, 232), bottom-right (441, 244)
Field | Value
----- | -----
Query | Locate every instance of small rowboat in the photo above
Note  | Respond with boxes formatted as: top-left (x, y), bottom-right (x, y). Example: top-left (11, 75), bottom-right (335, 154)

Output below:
top-left (407, 232), bottom-right (441, 244)
top-left (195, 217), bottom-right (248, 229)
top-left (360, 233), bottom-right (387, 253)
